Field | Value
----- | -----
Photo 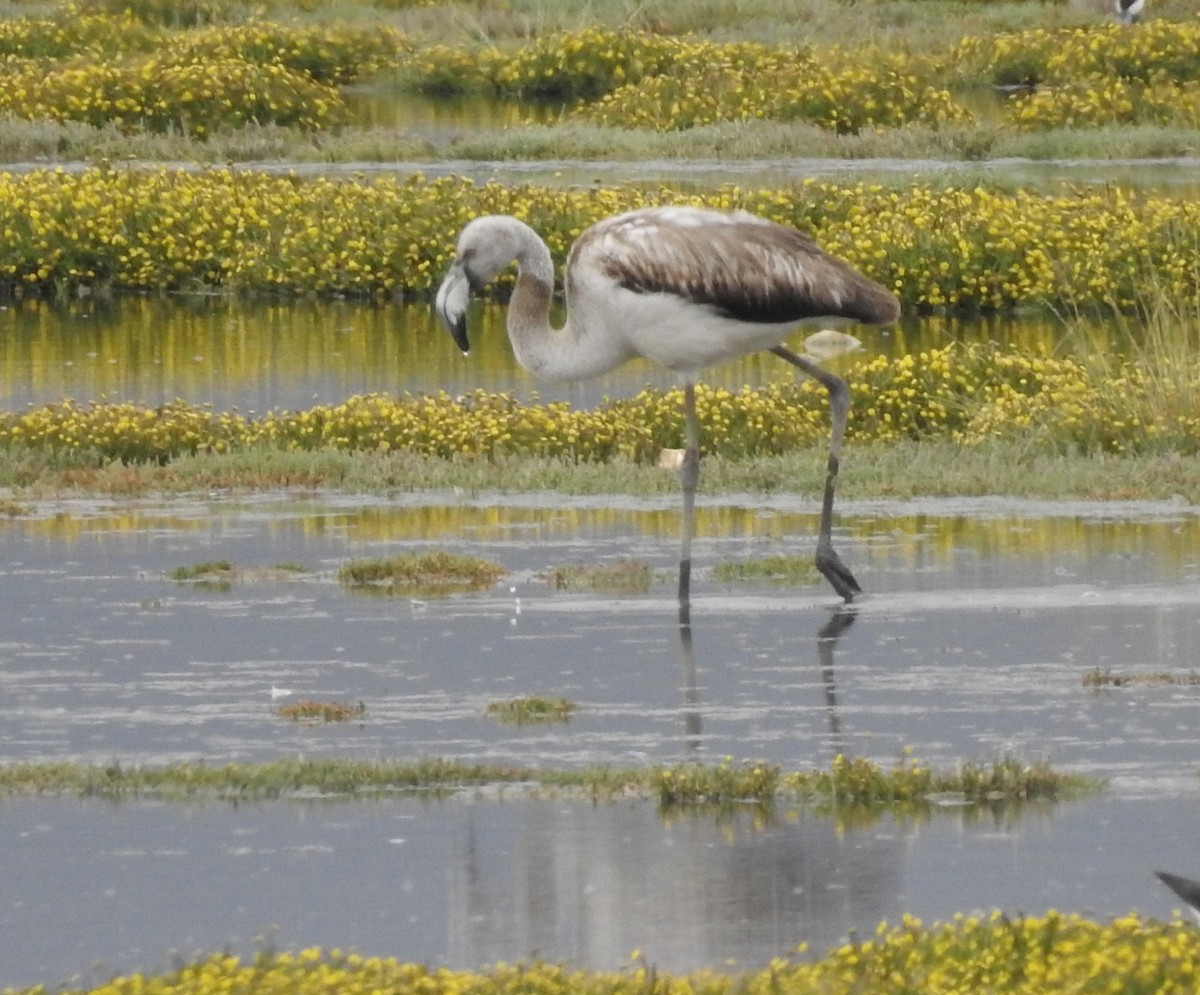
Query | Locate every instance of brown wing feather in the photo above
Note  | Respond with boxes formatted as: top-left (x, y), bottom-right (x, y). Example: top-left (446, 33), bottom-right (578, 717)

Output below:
top-left (574, 208), bottom-right (898, 326)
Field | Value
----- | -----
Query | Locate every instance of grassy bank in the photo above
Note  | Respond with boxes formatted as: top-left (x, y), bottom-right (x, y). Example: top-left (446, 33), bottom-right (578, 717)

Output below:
top-left (3, 442), bottom-right (1200, 504)
top-left (4, 323), bottom-right (1200, 502)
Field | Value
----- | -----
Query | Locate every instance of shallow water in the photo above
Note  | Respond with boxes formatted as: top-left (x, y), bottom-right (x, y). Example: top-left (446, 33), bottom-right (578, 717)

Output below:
top-left (5, 792), bottom-right (1199, 989)
top-left (2, 493), bottom-right (1200, 986)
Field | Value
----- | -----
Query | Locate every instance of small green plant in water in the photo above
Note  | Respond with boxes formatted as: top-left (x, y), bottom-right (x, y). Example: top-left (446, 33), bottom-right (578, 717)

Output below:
top-left (276, 700), bottom-right (366, 722)
top-left (711, 554), bottom-right (821, 586)
top-left (1083, 668), bottom-right (1200, 688)
top-left (542, 557), bottom-right (654, 593)
top-left (167, 559), bottom-right (234, 590)
top-left (338, 551), bottom-right (506, 597)
top-left (486, 695), bottom-right (577, 725)
top-left (167, 559), bottom-right (233, 581)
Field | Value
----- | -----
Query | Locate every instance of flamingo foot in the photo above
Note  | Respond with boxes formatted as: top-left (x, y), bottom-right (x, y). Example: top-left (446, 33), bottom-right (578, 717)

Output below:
top-left (816, 546), bottom-right (862, 603)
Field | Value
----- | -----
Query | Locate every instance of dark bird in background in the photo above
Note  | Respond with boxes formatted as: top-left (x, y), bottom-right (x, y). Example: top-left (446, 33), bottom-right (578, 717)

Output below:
top-left (435, 205), bottom-right (900, 603)
top-left (1156, 870), bottom-right (1200, 921)
top-left (1115, 0), bottom-right (1145, 25)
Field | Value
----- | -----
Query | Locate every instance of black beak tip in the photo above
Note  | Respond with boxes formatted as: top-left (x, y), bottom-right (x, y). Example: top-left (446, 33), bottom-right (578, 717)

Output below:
top-left (450, 315), bottom-right (470, 355)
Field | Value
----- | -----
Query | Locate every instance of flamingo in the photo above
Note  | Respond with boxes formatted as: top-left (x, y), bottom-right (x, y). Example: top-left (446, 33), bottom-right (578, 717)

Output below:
top-left (434, 205), bottom-right (899, 602)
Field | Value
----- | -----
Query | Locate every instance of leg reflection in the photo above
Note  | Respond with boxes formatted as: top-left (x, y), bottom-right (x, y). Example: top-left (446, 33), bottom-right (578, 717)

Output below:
top-left (677, 585), bottom-right (702, 753)
top-left (817, 605), bottom-right (857, 758)
top-left (676, 565), bottom-right (859, 758)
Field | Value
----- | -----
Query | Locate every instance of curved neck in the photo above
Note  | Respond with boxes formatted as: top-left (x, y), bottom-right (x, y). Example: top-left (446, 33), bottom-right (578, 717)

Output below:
top-left (506, 231), bottom-right (627, 382)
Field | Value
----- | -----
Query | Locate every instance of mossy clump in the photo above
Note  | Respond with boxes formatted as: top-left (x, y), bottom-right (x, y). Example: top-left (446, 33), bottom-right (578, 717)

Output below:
top-left (542, 558), bottom-right (654, 594)
top-left (0, 754), bottom-right (1100, 807)
top-left (337, 551), bottom-right (506, 597)
top-left (167, 559), bottom-right (235, 590)
top-left (485, 696), bottom-right (577, 725)
top-left (167, 559), bottom-right (233, 581)
top-left (276, 700), bottom-right (366, 722)
top-left (1083, 668), bottom-right (1200, 688)
top-left (711, 555), bottom-right (821, 586)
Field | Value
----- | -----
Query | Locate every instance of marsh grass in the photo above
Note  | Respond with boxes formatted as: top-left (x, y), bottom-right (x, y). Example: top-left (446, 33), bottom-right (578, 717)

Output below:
top-left (4, 442), bottom-right (1200, 502)
top-left (337, 550), bottom-right (507, 596)
top-left (711, 555), bottom-right (821, 587)
top-left (1083, 668), bottom-right (1200, 688)
top-left (485, 695), bottom-right (577, 725)
top-left (1054, 277), bottom-right (1200, 457)
top-left (167, 559), bottom-right (235, 590)
top-left (7, 106), bottom-right (1198, 166)
top-left (542, 558), bottom-right (656, 594)
top-left (167, 559), bottom-right (233, 580)
top-left (0, 754), bottom-right (1099, 807)
top-left (276, 699), bottom-right (367, 722)
top-left (165, 558), bottom-right (309, 588)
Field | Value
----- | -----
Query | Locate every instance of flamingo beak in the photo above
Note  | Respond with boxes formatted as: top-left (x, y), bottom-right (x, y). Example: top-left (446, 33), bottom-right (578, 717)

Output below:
top-left (434, 262), bottom-right (472, 354)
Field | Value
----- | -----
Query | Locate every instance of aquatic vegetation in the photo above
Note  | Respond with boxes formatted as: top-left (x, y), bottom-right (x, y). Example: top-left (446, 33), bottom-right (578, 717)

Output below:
top-left (1082, 668), bottom-right (1200, 688)
top-left (166, 559), bottom-right (234, 581)
top-left (542, 558), bottom-right (655, 594)
top-left (657, 754), bottom-right (1095, 808)
top-left (276, 699), bottom-right (367, 722)
top-left (711, 555), bottom-right (821, 586)
top-left (0, 754), bottom-right (1097, 805)
top-left (485, 695), bottom-right (577, 725)
top-left (337, 550), bottom-right (507, 596)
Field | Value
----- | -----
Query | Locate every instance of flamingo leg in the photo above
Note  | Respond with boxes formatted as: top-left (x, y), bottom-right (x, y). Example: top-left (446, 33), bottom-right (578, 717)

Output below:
top-left (677, 383), bottom-right (700, 605)
top-left (771, 345), bottom-right (862, 602)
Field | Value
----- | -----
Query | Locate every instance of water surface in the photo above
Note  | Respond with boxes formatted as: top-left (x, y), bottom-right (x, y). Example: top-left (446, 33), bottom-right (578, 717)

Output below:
top-left (3, 493), bottom-right (1200, 986)
top-left (0, 296), bottom-right (1121, 413)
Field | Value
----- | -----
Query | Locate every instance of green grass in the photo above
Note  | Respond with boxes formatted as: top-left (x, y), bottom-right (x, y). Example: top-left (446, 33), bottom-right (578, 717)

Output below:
top-left (4, 104), bottom-right (1198, 167)
top-left (542, 558), bottom-right (657, 594)
top-left (0, 754), bottom-right (1099, 808)
top-left (166, 559), bottom-right (234, 581)
top-left (485, 696), bottom-right (578, 725)
top-left (276, 700), bottom-right (367, 722)
top-left (5, 442), bottom-right (1200, 503)
top-left (711, 555), bottom-right (822, 587)
top-left (337, 550), bottom-right (507, 596)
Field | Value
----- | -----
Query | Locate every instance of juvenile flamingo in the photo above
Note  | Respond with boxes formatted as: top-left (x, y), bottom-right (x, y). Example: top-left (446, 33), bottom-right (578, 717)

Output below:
top-left (434, 205), bottom-right (899, 602)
